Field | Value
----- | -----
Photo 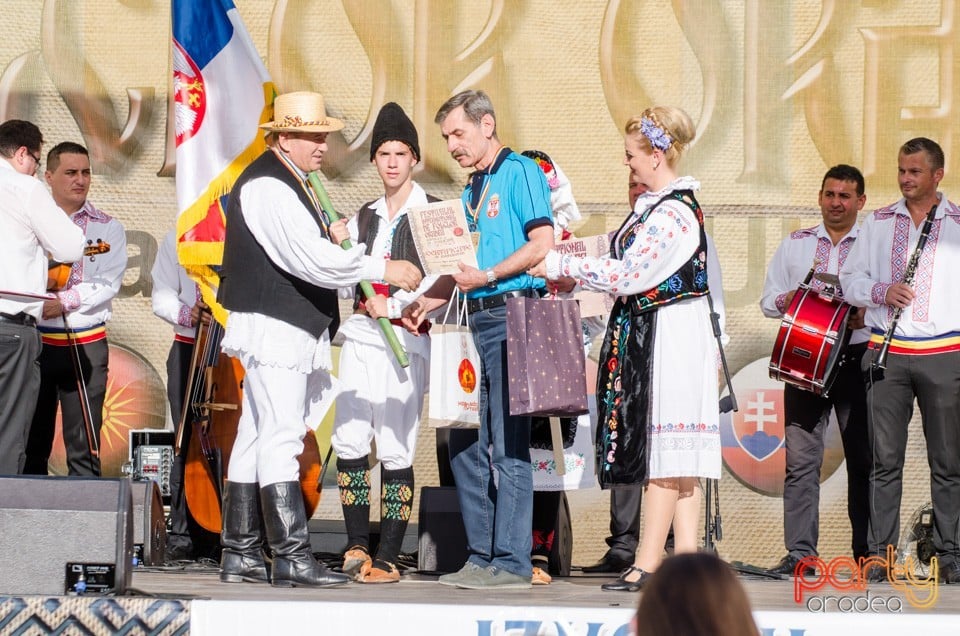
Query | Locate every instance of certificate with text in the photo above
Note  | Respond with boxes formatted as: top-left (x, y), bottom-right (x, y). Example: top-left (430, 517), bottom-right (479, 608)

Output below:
top-left (407, 199), bottom-right (479, 275)
top-left (555, 234), bottom-right (615, 318)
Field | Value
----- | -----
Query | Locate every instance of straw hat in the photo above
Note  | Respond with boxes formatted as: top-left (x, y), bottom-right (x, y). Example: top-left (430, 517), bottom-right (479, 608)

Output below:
top-left (260, 91), bottom-right (344, 133)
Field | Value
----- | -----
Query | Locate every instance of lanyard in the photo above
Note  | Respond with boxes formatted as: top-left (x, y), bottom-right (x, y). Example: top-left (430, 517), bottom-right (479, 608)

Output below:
top-left (465, 146), bottom-right (506, 229)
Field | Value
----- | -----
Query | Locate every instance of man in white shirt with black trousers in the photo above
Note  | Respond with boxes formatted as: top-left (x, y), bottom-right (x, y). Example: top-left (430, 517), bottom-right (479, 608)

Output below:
top-left (0, 120), bottom-right (84, 475)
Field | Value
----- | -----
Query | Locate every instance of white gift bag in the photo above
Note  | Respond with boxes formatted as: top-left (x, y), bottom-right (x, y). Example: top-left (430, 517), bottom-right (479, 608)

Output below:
top-left (531, 408), bottom-right (597, 491)
top-left (428, 295), bottom-right (481, 428)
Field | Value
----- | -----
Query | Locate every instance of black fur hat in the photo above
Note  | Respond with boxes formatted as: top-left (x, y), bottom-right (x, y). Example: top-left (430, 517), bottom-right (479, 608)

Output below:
top-left (370, 102), bottom-right (420, 161)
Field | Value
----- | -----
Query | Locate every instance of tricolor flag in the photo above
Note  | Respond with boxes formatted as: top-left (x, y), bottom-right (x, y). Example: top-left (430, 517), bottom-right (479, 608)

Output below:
top-left (172, 0), bottom-right (274, 322)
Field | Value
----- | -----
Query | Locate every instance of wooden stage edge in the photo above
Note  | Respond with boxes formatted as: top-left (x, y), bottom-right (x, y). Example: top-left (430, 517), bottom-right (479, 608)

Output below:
top-left (3, 564), bottom-right (960, 635)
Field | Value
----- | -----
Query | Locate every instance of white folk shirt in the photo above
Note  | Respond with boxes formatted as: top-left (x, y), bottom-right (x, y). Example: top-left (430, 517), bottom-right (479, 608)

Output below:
top-left (151, 229), bottom-right (200, 341)
top-left (220, 169), bottom-right (386, 374)
top-left (546, 177), bottom-right (728, 341)
top-left (761, 222), bottom-right (869, 345)
top-left (338, 182), bottom-right (438, 360)
top-left (38, 201), bottom-right (126, 330)
top-left (0, 161), bottom-right (84, 317)
top-left (841, 195), bottom-right (960, 339)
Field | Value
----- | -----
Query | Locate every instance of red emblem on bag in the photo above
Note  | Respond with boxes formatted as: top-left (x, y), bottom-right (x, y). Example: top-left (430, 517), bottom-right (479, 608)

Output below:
top-left (458, 358), bottom-right (477, 393)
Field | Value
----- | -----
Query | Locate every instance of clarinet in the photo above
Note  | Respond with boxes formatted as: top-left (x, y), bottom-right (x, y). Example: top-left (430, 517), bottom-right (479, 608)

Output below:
top-left (871, 202), bottom-right (939, 373)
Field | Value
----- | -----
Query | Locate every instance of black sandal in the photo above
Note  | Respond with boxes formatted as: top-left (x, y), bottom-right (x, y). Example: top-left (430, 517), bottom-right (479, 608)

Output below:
top-left (600, 565), bottom-right (652, 592)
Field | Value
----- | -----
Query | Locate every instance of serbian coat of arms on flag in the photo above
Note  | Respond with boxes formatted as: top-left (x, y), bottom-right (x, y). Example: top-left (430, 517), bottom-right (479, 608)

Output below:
top-left (171, 0), bottom-right (274, 322)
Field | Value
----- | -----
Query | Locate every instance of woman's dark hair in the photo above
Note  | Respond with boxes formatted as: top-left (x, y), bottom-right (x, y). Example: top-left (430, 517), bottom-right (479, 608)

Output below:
top-left (635, 553), bottom-right (760, 636)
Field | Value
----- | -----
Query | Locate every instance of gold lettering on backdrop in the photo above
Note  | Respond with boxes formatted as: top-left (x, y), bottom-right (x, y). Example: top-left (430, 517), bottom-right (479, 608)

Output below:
top-left (0, 51), bottom-right (46, 122)
top-left (740, 0), bottom-right (794, 184)
top-left (781, 1), bottom-right (856, 171)
top-left (409, 0), bottom-right (515, 182)
top-left (599, 0), bottom-right (737, 171)
top-left (268, 0), bottom-right (516, 182)
top-left (267, 0), bottom-right (397, 178)
top-left (119, 230), bottom-right (158, 299)
top-left (861, 4), bottom-right (957, 189)
top-left (708, 212), bottom-right (808, 313)
top-left (41, 1), bottom-right (154, 175)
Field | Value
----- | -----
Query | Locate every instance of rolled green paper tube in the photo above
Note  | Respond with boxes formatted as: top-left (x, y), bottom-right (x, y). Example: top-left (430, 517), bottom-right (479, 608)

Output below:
top-left (307, 171), bottom-right (411, 368)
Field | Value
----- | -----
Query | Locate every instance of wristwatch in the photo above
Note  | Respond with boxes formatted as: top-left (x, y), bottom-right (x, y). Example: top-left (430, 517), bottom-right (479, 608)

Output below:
top-left (485, 269), bottom-right (498, 288)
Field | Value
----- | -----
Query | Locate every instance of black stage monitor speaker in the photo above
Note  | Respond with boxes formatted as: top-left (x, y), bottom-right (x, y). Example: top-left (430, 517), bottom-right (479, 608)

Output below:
top-left (416, 486), bottom-right (573, 576)
top-left (130, 480), bottom-right (166, 566)
top-left (417, 486), bottom-right (468, 573)
top-left (0, 476), bottom-right (133, 595)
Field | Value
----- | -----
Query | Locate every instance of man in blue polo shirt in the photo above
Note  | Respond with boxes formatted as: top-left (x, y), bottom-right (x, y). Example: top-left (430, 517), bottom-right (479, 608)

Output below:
top-left (427, 90), bottom-right (554, 589)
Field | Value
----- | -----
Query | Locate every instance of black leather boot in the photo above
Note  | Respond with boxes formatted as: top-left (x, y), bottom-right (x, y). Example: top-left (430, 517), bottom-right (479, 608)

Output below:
top-left (220, 481), bottom-right (270, 584)
top-left (261, 481), bottom-right (350, 588)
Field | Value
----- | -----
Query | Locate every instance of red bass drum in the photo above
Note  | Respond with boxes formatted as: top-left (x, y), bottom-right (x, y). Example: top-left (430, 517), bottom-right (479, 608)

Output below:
top-left (769, 284), bottom-right (852, 397)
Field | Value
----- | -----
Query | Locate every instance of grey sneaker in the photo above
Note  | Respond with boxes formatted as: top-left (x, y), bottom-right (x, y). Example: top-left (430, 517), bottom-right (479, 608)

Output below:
top-left (456, 566), bottom-right (533, 590)
top-left (438, 561), bottom-right (485, 587)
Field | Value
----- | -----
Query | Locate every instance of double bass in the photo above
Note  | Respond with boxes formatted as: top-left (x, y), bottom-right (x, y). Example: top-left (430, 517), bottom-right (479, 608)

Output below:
top-left (176, 310), bottom-right (322, 533)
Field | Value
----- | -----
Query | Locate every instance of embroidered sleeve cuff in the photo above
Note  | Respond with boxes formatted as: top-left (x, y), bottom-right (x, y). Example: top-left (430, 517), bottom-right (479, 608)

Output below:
top-left (872, 283), bottom-right (891, 306)
top-left (545, 250), bottom-right (562, 280)
top-left (775, 292), bottom-right (788, 314)
top-left (387, 297), bottom-right (401, 320)
top-left (58, 289), bottom-right (81, 311)
top-left (177, 304), bottom-right (193, 328)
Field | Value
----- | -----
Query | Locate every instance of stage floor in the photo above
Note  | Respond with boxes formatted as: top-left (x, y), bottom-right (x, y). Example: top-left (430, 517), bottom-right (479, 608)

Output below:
top-left (4, 563), bottom-right (960, 635)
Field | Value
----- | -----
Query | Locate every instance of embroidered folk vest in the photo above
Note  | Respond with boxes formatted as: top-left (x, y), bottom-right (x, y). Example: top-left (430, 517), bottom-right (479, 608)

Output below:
top-left (352, 193), bottom-right (438, 301)
top-left (613, 189), bottom-right (709, 314)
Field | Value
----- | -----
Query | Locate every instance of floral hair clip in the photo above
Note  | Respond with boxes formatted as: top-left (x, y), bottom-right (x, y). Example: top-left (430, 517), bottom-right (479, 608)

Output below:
top-left (523, 149), bottom-right (561, 189)
top-left (640, 117), bottom-right (672, 151)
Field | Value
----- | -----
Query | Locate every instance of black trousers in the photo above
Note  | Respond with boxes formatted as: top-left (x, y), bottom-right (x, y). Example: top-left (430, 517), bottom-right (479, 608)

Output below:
top-left (605, 486), bottom-right (642, 560)
top-left (782, 342), bottom-right (871, 559)
top-left (0, 322), bottom-right (42, 474)
top-left (24, 338), bottom-right (108, 476)
top-left (165, 339), bottom-right (221, 556)
top-left (166, 340), bottom-right (193, 541)
top-left (165, 339), bottom-right (221, 555)
top-left (862, 348), bottom-right (960, 566)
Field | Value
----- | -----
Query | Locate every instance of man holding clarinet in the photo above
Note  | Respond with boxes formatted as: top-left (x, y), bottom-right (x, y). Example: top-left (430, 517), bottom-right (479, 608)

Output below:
top-left (216, 91), bottom-right (421, 588)
top-left (841, 137), bottom-right (960, 584)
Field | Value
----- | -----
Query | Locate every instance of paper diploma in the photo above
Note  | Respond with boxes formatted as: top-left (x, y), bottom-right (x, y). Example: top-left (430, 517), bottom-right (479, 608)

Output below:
top-left (406, 199), bottom-right (479, 275)
top-left (555, 234), bottom-right (615, 318)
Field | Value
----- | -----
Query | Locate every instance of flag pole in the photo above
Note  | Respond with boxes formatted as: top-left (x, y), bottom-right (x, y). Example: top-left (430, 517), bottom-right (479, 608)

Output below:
top-left (307, 171), bottom-right (411, 368)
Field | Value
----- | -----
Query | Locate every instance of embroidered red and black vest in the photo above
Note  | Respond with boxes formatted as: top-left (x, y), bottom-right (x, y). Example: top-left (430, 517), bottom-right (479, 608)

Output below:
top-left (612, 189), bottom-right (709, 314)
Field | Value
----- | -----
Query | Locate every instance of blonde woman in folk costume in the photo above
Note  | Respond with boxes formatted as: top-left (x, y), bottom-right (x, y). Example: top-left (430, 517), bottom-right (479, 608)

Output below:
top-left (531, 106), bottom-right (720, 591)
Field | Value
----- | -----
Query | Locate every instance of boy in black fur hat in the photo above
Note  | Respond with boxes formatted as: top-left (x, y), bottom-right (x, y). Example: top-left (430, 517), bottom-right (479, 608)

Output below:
top-left (331, 102), bottom-right (438, 583)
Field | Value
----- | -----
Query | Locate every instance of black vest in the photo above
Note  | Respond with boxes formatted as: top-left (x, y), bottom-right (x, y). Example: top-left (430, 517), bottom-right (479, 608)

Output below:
top-left (218, 150), bottom-right (340, 338)
top-left (352, 193), bottom-right (438, 300)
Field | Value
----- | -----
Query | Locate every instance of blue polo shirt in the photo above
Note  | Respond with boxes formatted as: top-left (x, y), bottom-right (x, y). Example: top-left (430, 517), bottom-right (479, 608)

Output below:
top-left (462, 148), bottom-right (553, 299)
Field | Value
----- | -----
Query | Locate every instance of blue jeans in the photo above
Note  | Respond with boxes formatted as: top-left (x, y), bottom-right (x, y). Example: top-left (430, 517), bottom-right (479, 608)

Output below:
top-left (449, 305), bottom-right (532, 577)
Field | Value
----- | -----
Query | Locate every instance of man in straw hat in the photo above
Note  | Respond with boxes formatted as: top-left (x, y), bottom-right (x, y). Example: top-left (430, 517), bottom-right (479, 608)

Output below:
top-left (216, 91), bottom-right (422, 588)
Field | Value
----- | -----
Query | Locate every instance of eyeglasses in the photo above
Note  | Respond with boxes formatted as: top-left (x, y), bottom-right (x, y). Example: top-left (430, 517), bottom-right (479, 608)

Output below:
top-left (27, 151), bottom-right (40, 166)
